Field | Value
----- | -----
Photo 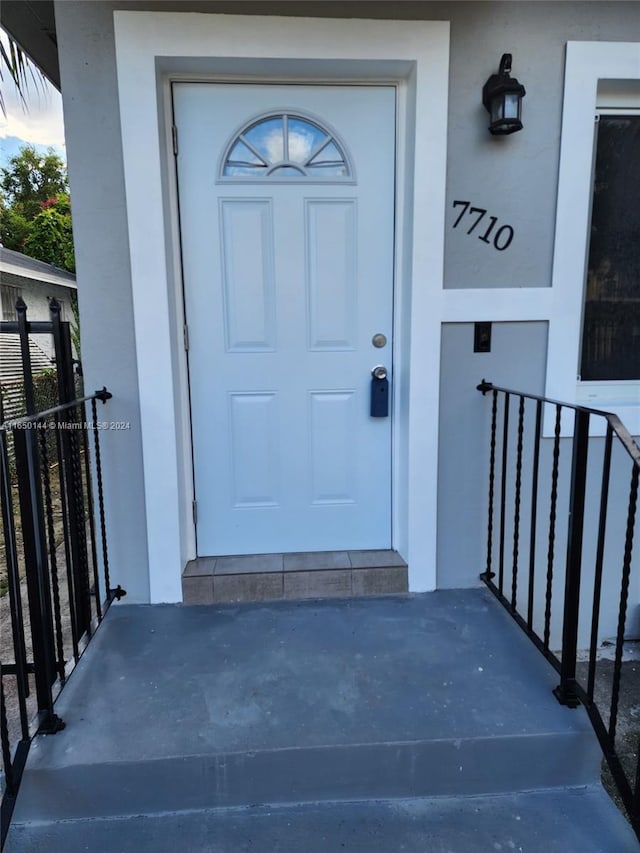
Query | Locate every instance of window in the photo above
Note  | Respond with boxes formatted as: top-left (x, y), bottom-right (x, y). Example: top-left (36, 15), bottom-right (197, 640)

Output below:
top-left (221, 113), bottom-right (351, 179)
top-left (580, 114), bottom-right (640, 382)
top-left (1, 285), bottom-right (21, 321)
top-left (548, 43), bottom-right (640, 434)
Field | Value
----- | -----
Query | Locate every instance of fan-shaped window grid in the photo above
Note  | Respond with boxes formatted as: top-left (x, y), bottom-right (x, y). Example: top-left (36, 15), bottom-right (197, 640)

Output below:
top-left (222, 114), bottom-right (351, 179)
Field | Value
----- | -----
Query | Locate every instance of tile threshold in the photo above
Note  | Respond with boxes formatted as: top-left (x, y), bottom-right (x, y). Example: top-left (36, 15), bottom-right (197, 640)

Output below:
top-left (182, 551), bottom-right (409, 604)
top-left (184, 550), bottom-right (407, 577)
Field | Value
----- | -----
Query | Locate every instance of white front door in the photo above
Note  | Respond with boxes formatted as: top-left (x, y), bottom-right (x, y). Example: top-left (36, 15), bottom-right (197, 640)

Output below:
top-left (174, 83), bottom-right (396, 555)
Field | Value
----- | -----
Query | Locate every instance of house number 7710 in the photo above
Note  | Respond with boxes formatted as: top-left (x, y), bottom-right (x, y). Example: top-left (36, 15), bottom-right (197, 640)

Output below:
top-left (452, 200), bottom-right (514, 251)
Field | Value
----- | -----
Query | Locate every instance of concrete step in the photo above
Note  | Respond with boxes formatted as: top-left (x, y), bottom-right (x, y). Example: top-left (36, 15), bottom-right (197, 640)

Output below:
top-left (6, 788), bottom-right (638, 852)
top-left (182, 549), bottom-right (408, 603)
top-left (4, 727), bottom-right (601, 822)
top-left (6, 591), bottom-right (604, 825)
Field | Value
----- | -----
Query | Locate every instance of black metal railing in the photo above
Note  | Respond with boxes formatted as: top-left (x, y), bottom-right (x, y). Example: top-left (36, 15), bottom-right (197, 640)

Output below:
top-left (0, 300), bottom-right (125, 846)
top-left (0, 391), bottom-right (126, 845)
top-left (478, 379), bottom-right (640, 836)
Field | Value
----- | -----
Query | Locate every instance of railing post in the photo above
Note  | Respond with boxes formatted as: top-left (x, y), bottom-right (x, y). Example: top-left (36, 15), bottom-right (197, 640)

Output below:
top-left (51, 301), bottom-right (92, 640)
top-left (479, 383), bottom-right (497, 582)
top-left (13, 426), bottom-right (65, 733)
top-left (0, 403), bottom-right (30, 740)
top-left (16, 299), bottom-right (36, 415)
top-left (553, 408), bottom-right (590, 708)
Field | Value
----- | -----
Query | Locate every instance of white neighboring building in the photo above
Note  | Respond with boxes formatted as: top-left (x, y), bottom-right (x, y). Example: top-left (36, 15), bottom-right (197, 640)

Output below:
top-left (1, 245), bottom-right (76, 330)
top-left (0, 246), bottom-right (77, 417)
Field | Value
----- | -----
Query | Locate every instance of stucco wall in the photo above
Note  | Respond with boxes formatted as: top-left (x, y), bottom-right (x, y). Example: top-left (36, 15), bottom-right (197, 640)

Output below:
top-left (54, 0), bottom-right (150, 601)
top-left (53, 1), bottom-right (640, 604)
top-left (437, 321), bottom-right (549, 589)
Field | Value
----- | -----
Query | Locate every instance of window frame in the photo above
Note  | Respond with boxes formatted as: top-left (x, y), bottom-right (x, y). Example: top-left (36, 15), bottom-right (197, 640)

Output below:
top-left (547, 42), bottom-right (640, 436)
top-left (577, 106), bottom-right (640, 394)
top-left (1, 285), bottom-right (21, 321)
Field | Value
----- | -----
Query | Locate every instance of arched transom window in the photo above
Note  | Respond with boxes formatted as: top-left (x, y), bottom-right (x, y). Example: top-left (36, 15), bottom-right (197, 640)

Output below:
top-left (221, 113), bottom-right (352, 179)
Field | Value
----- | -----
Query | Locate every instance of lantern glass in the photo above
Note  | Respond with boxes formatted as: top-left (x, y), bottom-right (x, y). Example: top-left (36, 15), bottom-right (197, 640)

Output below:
top-left (503, 93), bottom-right (521, 120)
top-left (490, 97), bottom-right (504, 124)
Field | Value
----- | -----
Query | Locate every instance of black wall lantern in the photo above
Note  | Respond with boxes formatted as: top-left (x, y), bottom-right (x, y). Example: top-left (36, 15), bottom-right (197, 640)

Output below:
top-left (482, 53), bottom-right (526, 135)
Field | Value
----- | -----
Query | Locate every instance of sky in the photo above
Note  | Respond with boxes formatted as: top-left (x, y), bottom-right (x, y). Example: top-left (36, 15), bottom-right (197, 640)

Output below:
top-left (0, 30), bottom-right (66, 169)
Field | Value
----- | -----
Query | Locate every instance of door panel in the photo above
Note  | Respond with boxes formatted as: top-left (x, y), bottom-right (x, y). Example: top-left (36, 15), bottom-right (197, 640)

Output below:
top-left (174, 83), bottom-right (396, 555)
top-left (306, 200), bottom-right (357, 350)
top-left (220, 200), bottom-right (276, 352)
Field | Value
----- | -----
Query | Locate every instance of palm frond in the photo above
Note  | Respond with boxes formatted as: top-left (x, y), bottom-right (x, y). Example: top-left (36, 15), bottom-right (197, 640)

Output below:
top-left (0, 31), bottom-right (47, 117)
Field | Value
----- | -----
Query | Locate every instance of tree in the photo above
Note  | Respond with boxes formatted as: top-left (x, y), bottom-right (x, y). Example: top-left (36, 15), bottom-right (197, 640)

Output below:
top-left (0, 145), bottom-right (75, 273)
top-left (23, 195), bottom-right (75, 273)
top-left (1, 144), bottom-right (68, 218)
top-left (0, 200), bottom-right (29, 248)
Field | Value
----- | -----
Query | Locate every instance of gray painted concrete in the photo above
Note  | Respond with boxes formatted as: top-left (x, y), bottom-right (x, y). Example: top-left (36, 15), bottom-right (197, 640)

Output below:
top-left (6, 788), bottom-right (638, 853)
top-left (6, 590), bottom-right (636, 850)
top-left (10, 730), bottom-right (600, 823)
top-left (15, 590), bottom-right (597, 766)
top-left (8, 592), bottom-right (600, 816)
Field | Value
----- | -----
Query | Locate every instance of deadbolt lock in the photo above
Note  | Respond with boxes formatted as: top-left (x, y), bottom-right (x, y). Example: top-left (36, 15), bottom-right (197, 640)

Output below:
top-left (370, 366), bottom-right (389, 417)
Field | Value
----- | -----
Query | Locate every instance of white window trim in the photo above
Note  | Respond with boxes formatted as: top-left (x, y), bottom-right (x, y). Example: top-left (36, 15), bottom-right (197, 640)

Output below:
top-left (578, 105), bottom-right (640, 407)
top-left (113, 12), bottom-right (450, 602)
top-left (547, 41), bottom-right (640, 436)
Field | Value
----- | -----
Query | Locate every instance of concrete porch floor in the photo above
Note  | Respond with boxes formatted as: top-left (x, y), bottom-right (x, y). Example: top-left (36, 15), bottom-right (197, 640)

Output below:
top-left (5, 589), bottom-right (638, 851)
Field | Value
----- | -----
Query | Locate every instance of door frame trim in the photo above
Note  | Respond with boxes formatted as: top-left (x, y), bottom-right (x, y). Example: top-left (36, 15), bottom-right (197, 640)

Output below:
top-left (113, 12), bottom-right (450, 602)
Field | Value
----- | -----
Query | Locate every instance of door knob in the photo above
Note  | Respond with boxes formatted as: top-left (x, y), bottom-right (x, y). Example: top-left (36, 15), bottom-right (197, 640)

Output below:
top-left (371, 365), bottom-right (387, 381)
